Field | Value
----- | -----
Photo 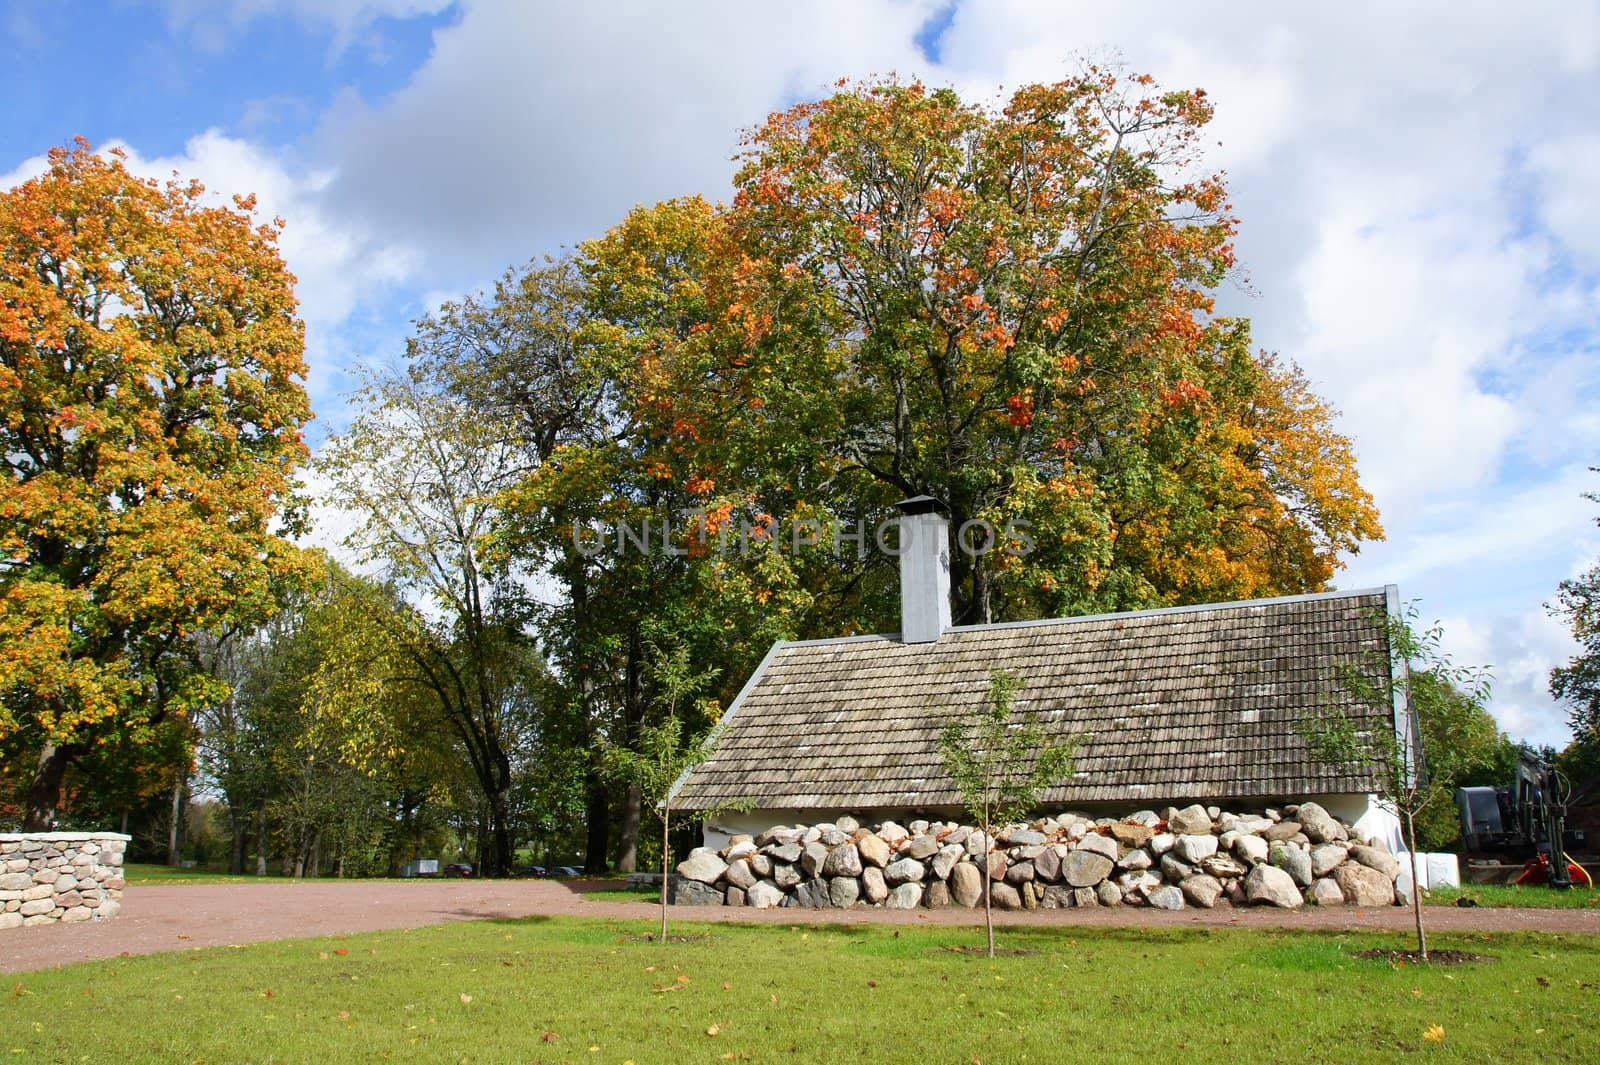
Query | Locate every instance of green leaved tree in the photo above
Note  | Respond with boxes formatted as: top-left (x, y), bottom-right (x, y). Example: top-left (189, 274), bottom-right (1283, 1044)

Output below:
top-left (938, 668), bottom-right (1076, 957)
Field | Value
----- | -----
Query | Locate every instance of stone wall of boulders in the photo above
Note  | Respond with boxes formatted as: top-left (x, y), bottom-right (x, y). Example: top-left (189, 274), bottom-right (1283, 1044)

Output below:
top-left (0, 833), bottom-right (128, 929)
top-left (672, 802), bottom-right (1408, 912)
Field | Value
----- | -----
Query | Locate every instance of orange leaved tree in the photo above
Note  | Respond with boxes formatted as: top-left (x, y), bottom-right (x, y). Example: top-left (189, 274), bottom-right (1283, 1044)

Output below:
top-left (0, 141), bottom-right (313, 830)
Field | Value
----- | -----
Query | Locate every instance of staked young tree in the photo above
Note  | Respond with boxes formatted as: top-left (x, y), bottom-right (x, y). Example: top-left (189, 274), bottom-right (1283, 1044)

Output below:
top-left (938, 668), bottom-right (1076, 958)
top-left (0, 141), bottom-right (314, 830)
top-left (1300, 604), bottom-right (1493, 962)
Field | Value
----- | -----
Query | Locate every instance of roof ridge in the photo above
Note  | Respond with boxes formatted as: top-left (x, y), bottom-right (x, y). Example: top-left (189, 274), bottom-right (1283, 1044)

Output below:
top-left (773, 585), bottom-right (1394, 649)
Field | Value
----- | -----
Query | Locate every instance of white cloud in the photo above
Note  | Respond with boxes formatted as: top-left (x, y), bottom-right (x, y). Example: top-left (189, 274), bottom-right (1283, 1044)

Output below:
top-left (313, 0), bottom-right (941, 272)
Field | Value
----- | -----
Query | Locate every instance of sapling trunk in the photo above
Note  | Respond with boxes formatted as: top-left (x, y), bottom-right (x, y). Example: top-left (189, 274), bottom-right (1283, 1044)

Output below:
top-left (660, 804), bottom-right (670, 944)
top-left (983, 799), bottom-right (994, 958)
top-left (1405, 806), bottom-right (1427, 961)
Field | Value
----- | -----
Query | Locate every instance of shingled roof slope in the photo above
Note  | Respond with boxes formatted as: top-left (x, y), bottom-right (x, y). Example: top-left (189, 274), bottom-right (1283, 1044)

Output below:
top-left (672, 588), bottom-right (1397, 812)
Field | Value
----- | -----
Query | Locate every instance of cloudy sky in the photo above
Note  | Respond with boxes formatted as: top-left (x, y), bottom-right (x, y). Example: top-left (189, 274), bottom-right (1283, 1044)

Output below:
top-left (4, 0), bottom-right (1598, 746)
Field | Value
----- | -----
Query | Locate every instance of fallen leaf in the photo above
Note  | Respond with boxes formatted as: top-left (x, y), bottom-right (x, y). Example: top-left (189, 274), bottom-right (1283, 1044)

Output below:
top-left (319, 952), bottom-right (329, 961)
top-left (722, 982), bottom-right (732, 990)
top-left (541, 1032), bottom-right (559, 1043)
top-left (177, 934), bottom-right (191, 940)
top-left (334, 948), bottom-right (348, 957)
top-left (867, 981), bottom-right (877, 988)
top-left (676, 974), bottom-right (691, 984)
top-left (800, 933), bottom-right (809, 941)
top-left (1424, 1025), bottom-right (1446, 1043)
top-left (769, 994), bottom-right (778, 1005)
top-left (706, 1025), bottom-right (721, 1037)
top-left (337, 1011), bottom-right (350, 1021)
top-left (459, 994), bottom-right (472, 1004)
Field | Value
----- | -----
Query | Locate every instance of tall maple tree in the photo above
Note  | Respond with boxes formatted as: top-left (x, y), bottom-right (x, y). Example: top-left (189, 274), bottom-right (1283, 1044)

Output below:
top-left (709, 72), bottom-right (1381, 621)
top-left (0, 141), bottom-right (312, 829)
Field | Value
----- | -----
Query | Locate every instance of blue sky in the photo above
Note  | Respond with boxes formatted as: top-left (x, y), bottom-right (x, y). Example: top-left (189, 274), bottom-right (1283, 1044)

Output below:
top-left (4, 0), bottom-right (1599, 747)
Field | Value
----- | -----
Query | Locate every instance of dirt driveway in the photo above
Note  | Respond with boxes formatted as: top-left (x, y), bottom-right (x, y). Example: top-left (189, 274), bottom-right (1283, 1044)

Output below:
top-left (4, 878), bottom-right (1598, 974)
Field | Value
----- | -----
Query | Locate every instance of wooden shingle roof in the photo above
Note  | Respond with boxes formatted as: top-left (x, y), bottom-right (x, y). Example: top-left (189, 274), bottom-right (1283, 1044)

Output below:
top-left (671, 587), bottom-right (1398, 812)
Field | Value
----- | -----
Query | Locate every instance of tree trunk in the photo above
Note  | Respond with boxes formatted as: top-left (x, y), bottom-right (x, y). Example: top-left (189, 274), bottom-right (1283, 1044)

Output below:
top-left (583, 771), bottom-right (610, 874)
top-left (487, 789), bottom-right (513, 877)
top-left (1405, 807), bottom-right (1427, 961)
top-left (308, 829), bottom-right (322, 879)
top-left (617, 784), bottom-right (642, 873)
top-left (167, 776), bottom-right (184, 867)
top-left (23, 742), bottom-right (72, 832)
top-left (659, 806), bottom-right (670, 943)
top-left (254, 807), bottom-right (268, 877)
top-left (983, 804), bottom-right (995, 958)
top-left (228, 807), bottom-right (245, 875)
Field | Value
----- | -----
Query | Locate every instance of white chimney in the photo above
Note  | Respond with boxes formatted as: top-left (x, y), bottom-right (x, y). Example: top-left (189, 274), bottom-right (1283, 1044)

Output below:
top-left (897, 496), bottom-right (952, 643)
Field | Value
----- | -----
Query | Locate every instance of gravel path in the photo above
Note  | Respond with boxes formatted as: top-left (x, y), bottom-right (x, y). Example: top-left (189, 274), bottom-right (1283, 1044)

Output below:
top-left (4, 878), bottom-right (1598, 974)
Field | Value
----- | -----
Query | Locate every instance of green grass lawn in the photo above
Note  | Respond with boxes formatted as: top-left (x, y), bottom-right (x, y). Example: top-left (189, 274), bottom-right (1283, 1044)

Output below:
top-left (1426, 884), bottom-right (1600, 909)
top-left (8, 918), bottom-right (1599, 1064)
top-left (122, 863), bottom-right (266, 886)
top-left (581, 887), bottom-right (659, 903)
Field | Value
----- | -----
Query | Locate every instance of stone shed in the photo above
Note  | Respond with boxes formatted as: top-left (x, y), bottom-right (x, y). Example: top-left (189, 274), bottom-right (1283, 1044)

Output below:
top-left (670, 500), bottom-right (1411, 855)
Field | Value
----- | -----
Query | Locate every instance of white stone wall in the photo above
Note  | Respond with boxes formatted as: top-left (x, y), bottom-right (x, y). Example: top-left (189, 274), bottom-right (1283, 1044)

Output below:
top-left (0, 832), bottom-right (129, 929)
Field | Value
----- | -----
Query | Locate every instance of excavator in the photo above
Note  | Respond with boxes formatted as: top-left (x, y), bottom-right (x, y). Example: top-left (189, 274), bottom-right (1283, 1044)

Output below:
top-left (1456, 751), bottom-right (1592, 889)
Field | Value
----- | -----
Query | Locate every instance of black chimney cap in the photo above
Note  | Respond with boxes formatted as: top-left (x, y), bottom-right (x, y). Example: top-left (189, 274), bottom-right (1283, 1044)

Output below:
top-left (895, 495), bottom-right (949, 516)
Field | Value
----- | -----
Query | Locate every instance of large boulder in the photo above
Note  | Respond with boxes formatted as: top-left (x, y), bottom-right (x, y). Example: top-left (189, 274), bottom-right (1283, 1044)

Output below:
top-left (1180, 874), bottom-right (1224, 909)
top-left (1116, 847), bottom-right (1153, 871)
top-left (1168, 804), bottom-right (1213, 836)
top-left (1173, 834), bottom-right (1218, 864)
top-left (1159, 854), bottom-right (1194, 884)
top-left (931, 844), bottom-right (964, 881)
top-left (1148, 833), bottom-right (1176, 857)
top-left (1034, 845), bottom-right (1064, 883)
top-left (1244, 864), bottom-right (1303, 908)
top-left (861, 866), bottom-right (889, 904)
top-left (1109, 822), bottom-right (1154, 848)
top-left (949, 862), bottom-right (984, 908)
top-left (1270, 842), bottom-right (1313, 888)
top-left (748, 854), bottom-right (774, 879)
top-left (670, 878), bottom-right (723, 906)
top-left (746, 881), bottom-right (785, 909)
top-left (1306, 878), bottom-right (1345, 906)
top-left (885, 882), bottom-right (924, 909)
top-left (766, 842), bottom-right (803, 863)
top-left (1296, 802), bottom-right (1347, 844)
top-left (1146, 885), bottom-right (1185, 910)
top-left (877, 822), bottom-right (910, 845)
top-left (1005, 860), bottom-right (1036, 885)
top-left (905, 835), bottom-right (940, 860)
top-left (1264, 821), bottom-right (1302, 843)
top-left (1349, 845), bottom-right (1400, 880)
top-left (1333, 862), bottom-right (1395, 906)
top-left (677, 849), bottom-right (728, 885)
top-left (1061, 850), bottom-right (1115, 888)
top-left (1040, 885), bottom-right (1074, 909)
top-left (856, 833), bottom-right (891, 869)
top-left (724, 858), bottom-right (757, 891)
top-left (884, 857), bottom-right (925, 886)
top-left (1002, 829), bottom-right (1048, 847)
top-left (772, 862), bottom-right (800, 889)
top-left (1199, 853), bottom-right (1249, 879)
top-left (1232, 834), bottom-right (1269, 865)
top-left (1095, 880), bottom-right (1123, 906)
top-left (822, 843), bottom-right (863, 878)
top-left (924, 880), bottom-right (952, 908)
top-left (1310, 844), bottom-right (1347, 878)
top-left (793, 879), bottom-right (830, 908)
top-left (828, 876), bottom-right (861, 908)
top-left (989, 882), bottom-right (1023, 911)
top-left (1075, 834), bottom-right (1119, 861)
top-left (801, 842), bottom-right (830, 878)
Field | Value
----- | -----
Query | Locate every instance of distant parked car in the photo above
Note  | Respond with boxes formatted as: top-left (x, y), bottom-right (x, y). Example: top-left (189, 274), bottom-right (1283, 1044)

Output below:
top-left (555, 865), bottom-right (585, 877)
top-left (443, 862), bottom-right (473, 878)
top-left (517, 865), bottom-right (547, 878)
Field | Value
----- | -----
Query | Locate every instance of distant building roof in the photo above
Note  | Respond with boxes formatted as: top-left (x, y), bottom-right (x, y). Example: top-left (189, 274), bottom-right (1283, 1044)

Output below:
top-left (671, 587), bottom-right (1399, 813)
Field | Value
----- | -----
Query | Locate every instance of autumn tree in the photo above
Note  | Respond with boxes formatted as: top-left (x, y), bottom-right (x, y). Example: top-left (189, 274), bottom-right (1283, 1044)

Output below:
top-left (699, 72), bottom-right (1380, 622)
top-left (0, 141), bottom-right (313, 830)
top-left (1552, 480), bottom-right (1600, 764)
